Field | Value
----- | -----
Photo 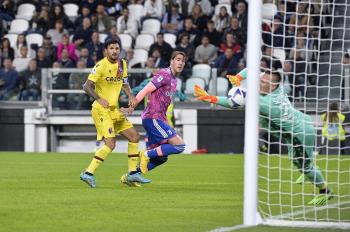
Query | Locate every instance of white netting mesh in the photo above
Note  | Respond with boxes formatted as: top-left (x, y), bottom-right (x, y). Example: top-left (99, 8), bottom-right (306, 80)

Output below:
top-left (258, 0), bottom-right (350, 227)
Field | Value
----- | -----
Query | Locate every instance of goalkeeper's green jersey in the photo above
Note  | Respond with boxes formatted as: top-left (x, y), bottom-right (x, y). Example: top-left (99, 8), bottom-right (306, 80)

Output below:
top-left (236, 68), bottom-right (315, 155)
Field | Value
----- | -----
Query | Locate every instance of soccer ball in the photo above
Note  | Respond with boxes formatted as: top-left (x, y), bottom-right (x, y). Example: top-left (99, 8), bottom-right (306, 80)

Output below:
top-left (227, 86), bottom-right (246, 108)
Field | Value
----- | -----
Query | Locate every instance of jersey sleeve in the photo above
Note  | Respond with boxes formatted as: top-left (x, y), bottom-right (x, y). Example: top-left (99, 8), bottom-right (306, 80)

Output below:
top-left (88, 62), bottom-right (103, 83)
top-left (151, 72), bottom-right (169, 89)
top-left (121, 59), bottom-right (129, 84)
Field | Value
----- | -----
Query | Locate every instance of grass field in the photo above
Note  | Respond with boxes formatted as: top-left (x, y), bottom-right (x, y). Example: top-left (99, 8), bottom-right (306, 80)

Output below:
top-left (0, 152), bottom-right (349, 232)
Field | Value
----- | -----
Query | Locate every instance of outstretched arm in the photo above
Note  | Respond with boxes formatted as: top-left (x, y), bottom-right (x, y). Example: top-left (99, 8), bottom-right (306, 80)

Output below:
top-left (194, 85), bottom-right (233, 109)
top-left (226, 68), bottom-right (247, 86)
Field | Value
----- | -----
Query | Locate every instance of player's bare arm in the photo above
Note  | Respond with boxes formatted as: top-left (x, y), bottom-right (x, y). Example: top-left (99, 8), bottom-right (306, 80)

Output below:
top-left (83, 79), bottom-right (109, 108)
top-left (122, 83), bottom-right (137, 108)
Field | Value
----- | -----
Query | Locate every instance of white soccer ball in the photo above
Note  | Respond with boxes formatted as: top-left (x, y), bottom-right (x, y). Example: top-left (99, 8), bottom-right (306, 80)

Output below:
top-left (227, 86), bottom-right (246, 108)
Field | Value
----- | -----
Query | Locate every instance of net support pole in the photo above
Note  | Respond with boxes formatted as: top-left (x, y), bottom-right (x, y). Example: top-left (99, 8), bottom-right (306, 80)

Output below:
top-left (243, 0), bottom-right (262, 226)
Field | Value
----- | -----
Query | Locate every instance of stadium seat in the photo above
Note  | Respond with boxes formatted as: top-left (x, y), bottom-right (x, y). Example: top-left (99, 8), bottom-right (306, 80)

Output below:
top-left (164, 33), bottom-right (177, 48)
top-left (214, 4), bottom-right (232, 16)
top-left (127, 4), bottom-right (144, 23)
top-left (134, 34), bottom-right (154, 51)
top-left (63, 3), bottom-right (79, 20)
top-left (16, 3), bottom-right (35, 20)
top-left (218, 0), bottom-right (231, 4)
top-left (262, 3), bottom-right (277, 20)
top-left (99, 33), bottom-right (108, 43)
top-left (191, 64), bottom-right (211, 85)
top-left (8, 19), bottom-right (29, 34)
top-left (273, 48), bottom-right (286, 64)
top-left (119, 34), bottom-right (133, 50)
top-left (133, 48), bottom-right (148, 64)
top-left (140, 19), bottom-right (161, 38)
top-left (184, 77), bottom-right (205, 96)
top-left (209, 77), bottom-right (229, 96)
top-left (3, 34), bottom-right (18, 48)
top-left (26, 33), bottom-right (44, 48)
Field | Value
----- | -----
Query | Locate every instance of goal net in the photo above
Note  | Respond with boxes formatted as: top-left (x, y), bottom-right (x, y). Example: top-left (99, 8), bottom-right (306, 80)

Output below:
top-left (256, 0), bottom-right (350, 229)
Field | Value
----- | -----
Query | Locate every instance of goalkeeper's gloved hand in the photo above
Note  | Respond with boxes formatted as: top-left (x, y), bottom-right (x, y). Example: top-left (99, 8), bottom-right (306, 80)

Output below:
top-left (226, 74), bottom-right (243, 86)
top-left (194, 85), bottom-right (218, 104)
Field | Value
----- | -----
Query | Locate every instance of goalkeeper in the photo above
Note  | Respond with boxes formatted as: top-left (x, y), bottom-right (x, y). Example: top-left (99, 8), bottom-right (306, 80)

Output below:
top-left (195, 68), bottom-right (334, 206)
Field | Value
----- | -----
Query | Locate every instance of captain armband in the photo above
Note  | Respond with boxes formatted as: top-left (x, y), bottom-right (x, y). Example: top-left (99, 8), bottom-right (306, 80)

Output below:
top-left (123, 77), bottom-right (129, 84)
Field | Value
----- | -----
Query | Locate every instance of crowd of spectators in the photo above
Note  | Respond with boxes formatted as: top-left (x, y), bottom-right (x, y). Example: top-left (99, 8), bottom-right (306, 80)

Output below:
top-left (0, 0), bottom-right (347, 105)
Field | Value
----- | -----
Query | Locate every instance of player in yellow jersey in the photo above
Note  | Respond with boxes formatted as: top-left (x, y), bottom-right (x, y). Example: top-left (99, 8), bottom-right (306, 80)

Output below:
top-left (79, 39), bottom-right (150, 188)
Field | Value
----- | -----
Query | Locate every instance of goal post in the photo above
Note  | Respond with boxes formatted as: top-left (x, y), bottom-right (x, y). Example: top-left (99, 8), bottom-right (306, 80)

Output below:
top-left (244, 0), bottom-right (350, 229)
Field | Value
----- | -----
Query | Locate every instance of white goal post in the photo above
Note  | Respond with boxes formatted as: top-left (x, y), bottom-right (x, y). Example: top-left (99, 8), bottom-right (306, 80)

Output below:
top-left (244, 0), bottom-right (350, 230)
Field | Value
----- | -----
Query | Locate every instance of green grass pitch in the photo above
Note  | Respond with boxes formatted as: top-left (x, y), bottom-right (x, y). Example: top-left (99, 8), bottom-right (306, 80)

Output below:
top-left (0, 152), bottom-right (348, 232)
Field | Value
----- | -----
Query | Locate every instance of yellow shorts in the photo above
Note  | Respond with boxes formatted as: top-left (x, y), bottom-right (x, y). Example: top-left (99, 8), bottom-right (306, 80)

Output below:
top-left (91, 106), bottom-right (133, 141)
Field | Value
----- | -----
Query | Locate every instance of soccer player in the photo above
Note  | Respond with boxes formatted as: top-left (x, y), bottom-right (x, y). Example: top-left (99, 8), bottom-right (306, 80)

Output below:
top-left (195, 68), bottom-right (334, 206)
top-left (121, 51), bottom-right (187, 176)
top-left (80, 38), bottom-right (150, 188)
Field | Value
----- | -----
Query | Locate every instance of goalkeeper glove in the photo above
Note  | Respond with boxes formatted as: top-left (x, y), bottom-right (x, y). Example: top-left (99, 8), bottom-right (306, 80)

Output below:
top-left (226, 74), bottom-right (243, 86)
top-left (194, 85), bottom-right (218, 103)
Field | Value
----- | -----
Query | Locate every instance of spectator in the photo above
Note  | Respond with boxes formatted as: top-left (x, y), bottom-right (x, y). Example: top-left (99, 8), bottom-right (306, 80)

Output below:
top-left (176, 32), bottom-right (195, 65)
top-left (0, 58), bottom-right (19, 100)
top-left (176, 16), bottom-right (200, 47)
top-left (161, 3), bottom-right (183, 34)
top-left (18, 59), bottom-right (41, 101)
top-left (51, 61), bottom-right (67, 109)
top-left (212, 6), bottom-right (231, 33)
top-left (263, 15), bottom-right (292, 48)
top-left (74, 5), bottom-right (91, 28)
top-left (219, 32), bottom-right (242, 58)
top-left (194, 34), bottom-right (217, 64)
top-left (49, 4), bottom-right (73, 30)
top-left (126, 48), bottom-right (143, 69)
top-left (67, 60), bottom-right (90, 109)
top-left (73, 17), bottom-right (93, 48)
top-left (36, 47), bottom-right (51, 68)
top-left (105, 25), bottom-right (120, 42)
top-left (187, 0), bottom-right (212, 17)
top-left (203, 19), bottom-right (222, 47)
top-left (57, 34), bottom-right (78, 62)
top-left (116, 8), bottom-right (138, 39)
top-left (0, 0), bottom-right (15, 22)
top-left (142, 0), bottom-right (163, 21)
top-left (58, 48), bottom-right (75, 68)
top-left (1, 37), bottom-right (14, 61)
top-left (149, 32), bottom-right (173, 62)
top-left (288, 2), bottom-right (314, 36)
top-left (42, 35), bottom-right (57, 63)
top-left (85, 31), bottom-right (104, 60)
top-left (13, 46), bottom-right (31, 72)
top-left (233, 1), bottom-right (248, 31)
top-left (213, 47), bottom-right (240, 76)
top-left (46, 19), bottom-right (69, 46)
top-left (223, 16), bottom-right (247, 48)
top-left (30, 5), bottom-right (50, 33)
top-left (104, 0), bottom-right (123, 17)
top-left (14, 34), bottom-right (27, 58)
top-left (190, 3), bottom-right (209, 31)
top-left (79, 47), bottom-right (95, 67)
top-left (150, 48), bottom-right (168, 68)
top-left (79, 0), bottom-right (97, 14)
top-left (93, 4), bottom-right (113, 33)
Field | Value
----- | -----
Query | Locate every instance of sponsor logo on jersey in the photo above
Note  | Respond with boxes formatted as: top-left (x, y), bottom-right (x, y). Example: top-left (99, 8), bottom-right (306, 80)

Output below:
top-left (105, 76), bottom-right (123, 82)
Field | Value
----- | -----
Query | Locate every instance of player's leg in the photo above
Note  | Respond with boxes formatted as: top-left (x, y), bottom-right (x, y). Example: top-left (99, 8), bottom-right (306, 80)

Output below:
top-left (139, 119), bottom-right (186, 173)
top-left (80, 108), bottom-right (115, 188)
top-left (120, 126), bottom-right (150, 184)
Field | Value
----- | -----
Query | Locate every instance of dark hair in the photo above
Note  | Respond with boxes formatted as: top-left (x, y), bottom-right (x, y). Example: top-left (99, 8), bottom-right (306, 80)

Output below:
top-left (327, 102), bottom-right (340, 122)
top-left (104, 38), bottom-right (121, 49)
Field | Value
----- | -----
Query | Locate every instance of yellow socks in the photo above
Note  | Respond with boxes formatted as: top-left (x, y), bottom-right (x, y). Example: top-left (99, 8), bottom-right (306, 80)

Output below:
top-left (86, 145), bottom-right (112, 174)
top-left (128, 142), bottom-right (139, 173)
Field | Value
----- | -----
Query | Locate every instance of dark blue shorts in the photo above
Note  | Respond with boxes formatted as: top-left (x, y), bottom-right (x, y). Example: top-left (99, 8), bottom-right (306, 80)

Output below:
top-left (142, 118), bottom-right (177, 149)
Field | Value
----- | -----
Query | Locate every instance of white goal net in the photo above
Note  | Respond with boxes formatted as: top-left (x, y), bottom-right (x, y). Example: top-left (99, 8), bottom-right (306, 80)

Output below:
top-left (256, 0), bottom-right (350, 229)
